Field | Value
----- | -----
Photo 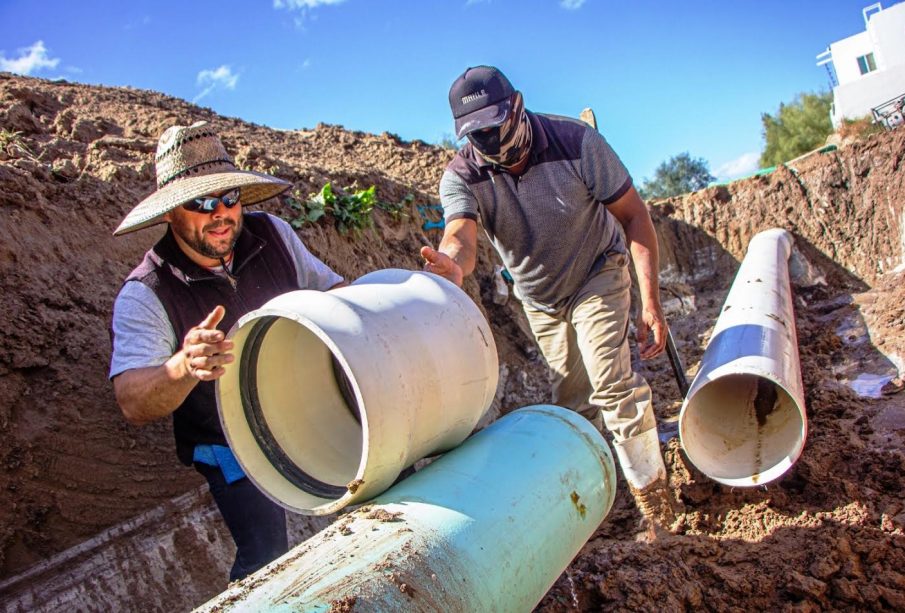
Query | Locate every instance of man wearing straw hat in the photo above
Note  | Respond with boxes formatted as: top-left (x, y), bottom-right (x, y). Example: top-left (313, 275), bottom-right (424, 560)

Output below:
top-left (109, 121), bottom-right (344, 581)
top-left (422, 66), bottom-right (679, 533)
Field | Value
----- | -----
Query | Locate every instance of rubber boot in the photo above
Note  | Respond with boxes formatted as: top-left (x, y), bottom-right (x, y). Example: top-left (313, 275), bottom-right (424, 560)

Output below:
top-left (627, 478), bottom-right (676, 533)
top-left (613, 427), bottom-right (678, 535)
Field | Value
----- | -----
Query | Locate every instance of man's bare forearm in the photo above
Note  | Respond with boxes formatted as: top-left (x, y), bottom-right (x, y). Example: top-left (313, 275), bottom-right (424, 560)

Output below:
top-left (623, 213), bottom-right (661, 307)
top-left (113, 353), bottom-right (196, 426)
top-left (421, 218), bottom-right (478, 286)
top-left (607, 187), bottom-right (668, 357)
top-left (607, 188), bottom-right (661, 307)
top-left (439, 218), bottom-right (478, 277)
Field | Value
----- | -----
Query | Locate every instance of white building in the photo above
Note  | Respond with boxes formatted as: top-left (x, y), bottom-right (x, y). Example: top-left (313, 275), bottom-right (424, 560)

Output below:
top-left (816, 2), bottom-right (905, 127)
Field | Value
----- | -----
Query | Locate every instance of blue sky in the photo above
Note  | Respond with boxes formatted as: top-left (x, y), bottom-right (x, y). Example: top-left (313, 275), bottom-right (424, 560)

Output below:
top-left (0, 0), bottom-right (888, 183)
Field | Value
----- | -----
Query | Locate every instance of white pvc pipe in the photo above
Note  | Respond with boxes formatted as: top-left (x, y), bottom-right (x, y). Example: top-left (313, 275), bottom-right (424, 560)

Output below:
top-left (679, 229), bottom-right (807, 487)
top-left (215, 269), bottom-right (499, 515)
top-left (195, 405), bottom-right (617, 613)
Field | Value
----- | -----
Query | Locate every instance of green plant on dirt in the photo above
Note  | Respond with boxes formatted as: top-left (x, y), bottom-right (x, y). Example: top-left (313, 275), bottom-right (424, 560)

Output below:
top-left (285, 183), bottom-right (353, 231)
top-left (331, 184), bottom-right (377, 234)
top-left (0, 129), bottom-right (21, 151)
top-left (376, 193), bottom-right (413, 221)
top-left (0, 129), bottom-right (38, 159)
top-left (285, 183), bottom-right (409, 234)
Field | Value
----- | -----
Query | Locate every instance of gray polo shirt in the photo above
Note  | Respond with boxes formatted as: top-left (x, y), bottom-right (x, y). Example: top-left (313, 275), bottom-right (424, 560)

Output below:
top-left (440, 112), bottom-right (631, 313)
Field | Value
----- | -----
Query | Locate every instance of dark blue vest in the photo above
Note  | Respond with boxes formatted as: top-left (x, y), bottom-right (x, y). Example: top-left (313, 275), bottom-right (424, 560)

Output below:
top-left (121, 212), bottom-right (300, 465)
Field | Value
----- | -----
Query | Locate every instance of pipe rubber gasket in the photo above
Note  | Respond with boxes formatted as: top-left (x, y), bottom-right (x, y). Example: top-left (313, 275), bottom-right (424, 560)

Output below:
top-left (240, 316), bottom-right (346, 499)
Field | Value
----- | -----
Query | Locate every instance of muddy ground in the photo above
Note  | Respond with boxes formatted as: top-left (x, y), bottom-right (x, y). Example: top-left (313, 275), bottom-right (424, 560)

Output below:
top-left (0, 73), bottom-right (903, 611)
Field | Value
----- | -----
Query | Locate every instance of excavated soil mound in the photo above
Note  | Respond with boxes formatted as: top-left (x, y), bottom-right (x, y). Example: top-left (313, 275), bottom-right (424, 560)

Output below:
top-left (1, 73), bottom-right (903, 611)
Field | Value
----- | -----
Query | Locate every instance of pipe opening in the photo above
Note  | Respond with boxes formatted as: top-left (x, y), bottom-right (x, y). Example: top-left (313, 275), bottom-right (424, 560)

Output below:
top-left (680, 373), bottom-right (805, 485)
top-left (237, 315), bottom-right (364, 500)
top-left (332, 354), bottom-right (361, 424)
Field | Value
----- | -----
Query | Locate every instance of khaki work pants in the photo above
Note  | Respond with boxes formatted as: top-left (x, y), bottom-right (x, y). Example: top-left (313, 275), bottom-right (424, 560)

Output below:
top-left (522, 254), bottom-right (657, 443)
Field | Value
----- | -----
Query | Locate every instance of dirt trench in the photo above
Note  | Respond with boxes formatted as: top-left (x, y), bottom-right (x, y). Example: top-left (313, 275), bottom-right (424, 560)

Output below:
top-left (0, 73), bottom-right (903, 611)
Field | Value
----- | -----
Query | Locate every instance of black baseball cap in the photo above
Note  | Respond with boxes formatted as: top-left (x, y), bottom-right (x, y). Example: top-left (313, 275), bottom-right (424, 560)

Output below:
top-left (449, 66), bottom-right (516, 139)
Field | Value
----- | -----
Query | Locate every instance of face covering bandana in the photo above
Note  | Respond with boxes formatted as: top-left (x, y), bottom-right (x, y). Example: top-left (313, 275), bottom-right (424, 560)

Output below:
top-left (468, 92), bottom-right (533, 168)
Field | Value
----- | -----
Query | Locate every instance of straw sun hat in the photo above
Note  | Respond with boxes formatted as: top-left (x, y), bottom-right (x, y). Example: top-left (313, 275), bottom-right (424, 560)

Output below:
top-left (113, 121), bottom-right (291, 235)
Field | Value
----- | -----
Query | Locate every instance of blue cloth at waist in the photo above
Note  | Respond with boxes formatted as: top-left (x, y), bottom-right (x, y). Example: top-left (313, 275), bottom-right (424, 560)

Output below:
top-left (193, 444), bottom-right (246, 484)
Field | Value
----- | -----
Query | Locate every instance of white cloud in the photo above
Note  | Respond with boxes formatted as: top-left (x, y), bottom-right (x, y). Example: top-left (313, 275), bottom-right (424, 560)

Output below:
top-left (124, 16), bottom-right (152, 31)
top-left (560, 0), bottom-right (587, 8)
top-left (714, 151), bottom-right (761, 181)
top-left (0, 40), bottom-right (61, 76)
top-left (193, 65), bottom-right (239, 104)
top-left (274, 0), bottom-right (346, 9)
top-left (274, 0), bottom-right (345, 27)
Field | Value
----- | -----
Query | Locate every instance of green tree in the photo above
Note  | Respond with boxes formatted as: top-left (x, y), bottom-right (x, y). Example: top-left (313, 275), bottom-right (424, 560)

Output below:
top-left (639, 152), bottom-right (715, 200)
top-left (437, 133), bottom-right (460, 150)
top-left (760, 91), bottom-right (833, 167)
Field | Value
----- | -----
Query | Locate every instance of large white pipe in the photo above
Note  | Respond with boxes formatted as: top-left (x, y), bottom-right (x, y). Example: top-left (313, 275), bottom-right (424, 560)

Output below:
top-left (679, 228), bottom-right (807, 486)
top-left (195, 405), bottom-right (617, 613)
top-left (216, 269), bottom-right (499, 515)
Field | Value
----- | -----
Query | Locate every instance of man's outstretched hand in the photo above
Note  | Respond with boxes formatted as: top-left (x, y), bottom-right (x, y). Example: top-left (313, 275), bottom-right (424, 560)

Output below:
top-left (181, 306), bottom-right (234, 381)
top-left (420, 246), bottom-right (464, 287)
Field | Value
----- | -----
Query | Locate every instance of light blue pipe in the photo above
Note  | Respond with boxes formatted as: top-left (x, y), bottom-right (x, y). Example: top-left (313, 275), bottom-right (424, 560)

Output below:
top-left (195, 405), bottom-right (616, 612)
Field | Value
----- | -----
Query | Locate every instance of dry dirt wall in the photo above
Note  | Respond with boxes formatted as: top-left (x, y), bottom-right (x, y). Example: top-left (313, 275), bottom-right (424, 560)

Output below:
top-left (652, 130), bottom-right (905, 289)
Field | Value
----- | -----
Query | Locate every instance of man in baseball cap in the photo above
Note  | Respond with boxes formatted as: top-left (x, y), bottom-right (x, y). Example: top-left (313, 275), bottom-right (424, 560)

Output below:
top-left (448, 65), bottom-right (533, 169)
top-left (423, 66), bottom-right (680, 535)
top-left (449, 65), bottom-right (515, 138)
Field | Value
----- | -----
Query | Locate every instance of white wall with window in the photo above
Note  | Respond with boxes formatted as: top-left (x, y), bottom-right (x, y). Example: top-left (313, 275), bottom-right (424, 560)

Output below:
top-left (817, 2), bottom-right (905, 126)
top-left (857, 53), bottom-right (877, 75)
top-left (871, 5), bottom-right (905, 67)
top-left (830, 31), bottom-right (876, 84)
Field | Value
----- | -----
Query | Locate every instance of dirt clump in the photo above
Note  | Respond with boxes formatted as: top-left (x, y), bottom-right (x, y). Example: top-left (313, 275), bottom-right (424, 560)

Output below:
top-left (1, 73), bottom-right (904, 611)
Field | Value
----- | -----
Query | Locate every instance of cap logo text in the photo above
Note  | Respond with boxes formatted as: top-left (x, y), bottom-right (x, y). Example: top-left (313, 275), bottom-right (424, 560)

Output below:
top-left (461, 90), bottom-right (486, 105)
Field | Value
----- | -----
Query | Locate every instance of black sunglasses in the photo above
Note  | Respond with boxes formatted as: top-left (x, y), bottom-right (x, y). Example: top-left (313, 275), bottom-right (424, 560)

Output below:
top-left (183, 188), bottom-right (240, 213)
